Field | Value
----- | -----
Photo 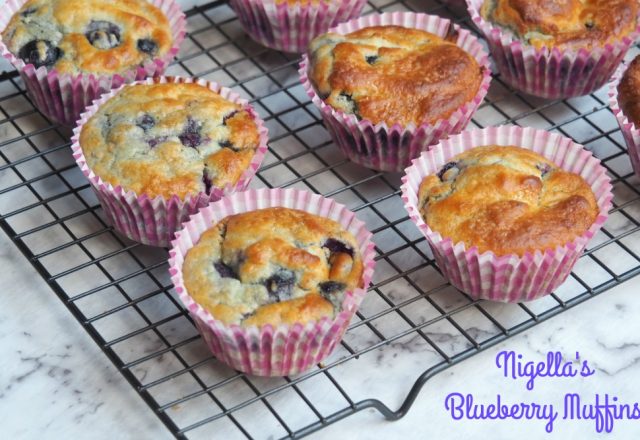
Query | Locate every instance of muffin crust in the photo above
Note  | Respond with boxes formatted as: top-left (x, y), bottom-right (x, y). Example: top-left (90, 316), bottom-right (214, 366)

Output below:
top-left (617, 55), bottom-right (640, 127)
top-left (182, 207), bottom-right (364, 327)
top-left (308, 25), bottom-right (483, 126)
top-left (1, 0), bottom-right (173, 74)
top-left (418, 145), bottom-right (598, 256)
top-left (480, 0), bottom-right (638, 49)
top-left (79, 82), bottom-right (260, 200)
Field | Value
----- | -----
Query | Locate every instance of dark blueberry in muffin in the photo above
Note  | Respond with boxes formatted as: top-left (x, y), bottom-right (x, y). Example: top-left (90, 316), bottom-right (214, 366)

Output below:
top-left (337, 92), bottom-right (360, 118)
top-left (18, 40), bottom-right (62, 69)
top-left (437, 161), bottom-right (460, 182)
top-left (85, 21), bottom-right (122, 50)
top-left (318, 281), bottom-right (346, 295)
top-left (323, 238), bottom-right (354, 257)
top-left (265, 270), bottom-right (295, 302)
top-left (21, 7), bottom-right (37, 17)
top-left (214, 261), bottom-right (239, 279)
top-left (147, 136), bottom-right (168, 148)
top-left (179, 117), bottom-right (202, 148)
top-left (136, 114), bottom-right (156, 132)
top-left (137, 38), bottom-right (158, 56)
top-left (222, 110), bottom-right (238, 125)
top-left (219, 140), bottom-right (239, 151)
top-left (202, 169), bottom-right (213, 194)
top-left (536, 163), bottom-right (551, 177)
top-left (365, 55), bottom-right (379, 65)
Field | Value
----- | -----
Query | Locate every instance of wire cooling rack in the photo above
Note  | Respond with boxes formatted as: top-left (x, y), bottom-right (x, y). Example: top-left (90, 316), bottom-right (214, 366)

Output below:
top-left (2, 0), bottom-right (640, 438)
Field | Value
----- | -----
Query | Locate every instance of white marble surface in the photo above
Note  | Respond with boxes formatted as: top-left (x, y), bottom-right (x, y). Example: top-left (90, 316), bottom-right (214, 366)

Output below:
top-left (2, 0), bottom-right (640, 439)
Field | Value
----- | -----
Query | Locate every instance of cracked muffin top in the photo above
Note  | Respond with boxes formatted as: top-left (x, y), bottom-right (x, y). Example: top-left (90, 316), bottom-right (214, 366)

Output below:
top-left (418, 146), bottom-right (598, 256)
top-left (1, 0), bottom-right (174, 74)
top-left (79, 81), bottom-right (260, 200)
top-left (617, 55), bottom-right (640, 127)
top-left (307, 25), bottom-right (483, 127)
top-left (182, 207), bottom-right (364, 327)
top-left (480, 0), bottom-right (638, 49)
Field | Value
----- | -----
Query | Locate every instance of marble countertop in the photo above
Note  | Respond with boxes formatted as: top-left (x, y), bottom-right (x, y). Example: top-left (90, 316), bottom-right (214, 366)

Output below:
top-left (2, 0), bottom-right (640, 439)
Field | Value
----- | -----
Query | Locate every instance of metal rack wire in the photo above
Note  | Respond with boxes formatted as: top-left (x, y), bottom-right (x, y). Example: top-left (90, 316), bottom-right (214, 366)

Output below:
top-left (1, 0), bottom-right (640, 438)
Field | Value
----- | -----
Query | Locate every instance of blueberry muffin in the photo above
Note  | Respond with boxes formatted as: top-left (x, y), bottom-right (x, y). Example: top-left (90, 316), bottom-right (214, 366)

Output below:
top-left (307, 25), bottom-right (484, 126)
top-left (617, 55), bottom-right (640, 127)
top-left (182, 207), bottom-right (364, 327)
top-left (418, 146), bottom-right (599, 256)
top-left (480, 0), bottom-right (638, 49)
top-left (1, 0), bottom-right (174, 74)
top-left (79, 82), bottom-right (260, 199)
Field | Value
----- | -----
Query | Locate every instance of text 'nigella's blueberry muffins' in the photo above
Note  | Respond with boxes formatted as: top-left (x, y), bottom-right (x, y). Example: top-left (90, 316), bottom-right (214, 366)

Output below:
top-left (169, 189), bottom-right (376, 376)
top-left (0, 0), bottom-right (185, 125)
top-left (230, 0), bottom-right (366, 53)
top-left (401, 126), bottom-right (612, 303)
top-left (610, 55), bottom-right (640, 180)
top-left (417, 146), bottom-right (598, 256)
top-left (71, 77), bottom-right (268, 247)
top-left (466, 0), bottom-right (640, 98)
top-left (182, 207), bottom-right (363, 327)
top-left (300, 12), bottom-right (491, 172)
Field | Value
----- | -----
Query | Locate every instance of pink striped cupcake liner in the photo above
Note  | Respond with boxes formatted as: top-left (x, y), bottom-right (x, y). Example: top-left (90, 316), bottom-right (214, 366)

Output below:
top-left (299, 12), bottom-right (492, 172)
top-left (230, 0), bottom-right (367, 53)
top-left (71, 76), bottom-right (269, 248)
top-left (609, 60), bottom-right (640, 178)
top-left (466, 0), bottom-right (640, 99)
top-left (401, 126), bottom-right (613, 302)
top-left (168, 188), bottom-right (376, 376)
top-left (0, 0), bottom-right (186, 126)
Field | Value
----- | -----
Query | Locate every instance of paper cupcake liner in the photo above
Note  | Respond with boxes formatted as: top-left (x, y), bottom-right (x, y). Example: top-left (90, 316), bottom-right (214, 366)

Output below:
top-left (466, 0), bottom-right (640, 99)
top-left (299, 12), bottom-right (492, 172)
top-left (401, 126), bottom-right (613, 302)
top-left (71, 76), bottom-right (269, 248)
top-left (168, 188), bottom-right (376, 376)
top-left (230, 0), bottom-right (367, 53)
top-left (609, 61), bottom-right (640, 178)
top-left (0, 0), bottom-right (186, 126)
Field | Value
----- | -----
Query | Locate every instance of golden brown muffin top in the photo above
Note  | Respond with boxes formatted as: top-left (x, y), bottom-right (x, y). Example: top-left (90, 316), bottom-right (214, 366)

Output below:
top-left (418, 146), bottom-right (598, 256)
top-left (1, 0), bottom-right (173, 74)
top-left (307, 25), bottom-right (483, 126)
top-left (617, 55), bottom-right (640, 127)
top-left (182, 208), bottom-right (364, 327)
top-left (480, 0), bottom-right (638, 49)
top-left (79, 82), bottom-right (260, 200)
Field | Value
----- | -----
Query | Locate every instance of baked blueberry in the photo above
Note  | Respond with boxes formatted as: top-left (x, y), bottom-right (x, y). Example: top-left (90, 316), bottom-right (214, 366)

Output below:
top-left (214, 261), bottom-right (238, 279)
top-left (222, 110), bottom-right (238, 125)
top-left (318, 281), bottom-right (346, 295)
top-left (323, 238), bottom-right (354, 257)
top-left (20, 7), bottom-right (37, 17)
top-left (147, 136), bottom-right (167, 148)
top-left (437, 161), bottom-right (459, 182)
top-left (86, 20), bottom-right (121, 50)
top-left (219, 140), bottom-right (238, 151)
top-left (18, 40), bottom-right (62, 69)
top-left (265, 270), bottom-right (295, 302)
top-left (202, 170), bottom-right (213, 194)
top-left (365, 55), bottom-right (378, 65)
top-left (136, 114), bottom-right (155, 132)
top-left (536, 163), bottom-right (551, 177)
top-left (179, 117), bottom-right (202, 148)
top-left (137, 38), bottom-right (158, 55)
